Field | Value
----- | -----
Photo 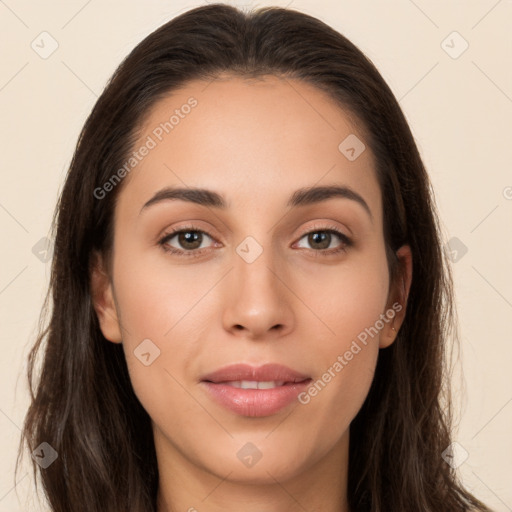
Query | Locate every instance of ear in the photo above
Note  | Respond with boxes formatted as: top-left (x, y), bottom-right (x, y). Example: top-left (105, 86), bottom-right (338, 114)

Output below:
top-left (379, 244), bottom-right (413, 349)
top-left (90, 251), bottom-right (123, 343)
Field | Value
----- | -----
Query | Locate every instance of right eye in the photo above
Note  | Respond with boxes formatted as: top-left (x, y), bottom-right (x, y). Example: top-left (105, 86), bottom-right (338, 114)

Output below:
top-left (158, 226), bottom-right (218, 257)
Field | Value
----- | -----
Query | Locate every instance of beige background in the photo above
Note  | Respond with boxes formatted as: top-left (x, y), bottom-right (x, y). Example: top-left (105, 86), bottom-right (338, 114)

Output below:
top-left (1, 0), bottom-right (511, 510)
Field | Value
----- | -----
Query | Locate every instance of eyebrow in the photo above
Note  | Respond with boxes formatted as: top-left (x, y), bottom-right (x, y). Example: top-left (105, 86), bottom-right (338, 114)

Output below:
top-left (140, 184), bottom-right (373, 221)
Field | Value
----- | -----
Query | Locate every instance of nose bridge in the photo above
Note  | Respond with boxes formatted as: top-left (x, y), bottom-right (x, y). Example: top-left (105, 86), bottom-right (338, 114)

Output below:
top-left (233, 234), bottom-right (281, 300)
top-left (222, 234), bottom-right (294, 336)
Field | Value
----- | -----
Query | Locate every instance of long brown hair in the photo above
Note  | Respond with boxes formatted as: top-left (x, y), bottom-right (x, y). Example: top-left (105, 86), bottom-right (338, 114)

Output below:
top-left (17, 3), bottom-right (493, 511)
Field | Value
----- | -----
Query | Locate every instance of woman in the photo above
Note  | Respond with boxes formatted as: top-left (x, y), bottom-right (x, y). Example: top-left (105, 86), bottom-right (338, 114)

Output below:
top-left (17, 3), bottom-right (494, 511)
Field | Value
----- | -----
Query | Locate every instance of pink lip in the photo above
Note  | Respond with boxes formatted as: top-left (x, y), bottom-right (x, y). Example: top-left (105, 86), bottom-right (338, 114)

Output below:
top-left (200, 363), bottom-right (311, 417)
top-left (201, 363), bottom-right (310, 383)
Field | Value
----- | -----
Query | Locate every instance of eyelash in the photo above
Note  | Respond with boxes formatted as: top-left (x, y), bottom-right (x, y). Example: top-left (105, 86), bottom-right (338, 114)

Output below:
top-left (158, 223), bottom-right (353, 259)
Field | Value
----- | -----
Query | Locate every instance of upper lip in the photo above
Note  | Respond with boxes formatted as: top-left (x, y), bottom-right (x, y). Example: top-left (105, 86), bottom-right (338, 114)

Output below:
top-left (201, 363), bottom-right (310, 384)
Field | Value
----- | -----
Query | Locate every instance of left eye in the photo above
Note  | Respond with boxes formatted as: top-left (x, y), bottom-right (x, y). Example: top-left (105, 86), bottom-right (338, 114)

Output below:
top-left (295, 229), bottom-right (350, 251)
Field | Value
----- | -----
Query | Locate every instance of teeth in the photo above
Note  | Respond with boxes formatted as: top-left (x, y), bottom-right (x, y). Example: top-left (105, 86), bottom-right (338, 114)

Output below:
top-left (226, 380), bottom-right (285, 389)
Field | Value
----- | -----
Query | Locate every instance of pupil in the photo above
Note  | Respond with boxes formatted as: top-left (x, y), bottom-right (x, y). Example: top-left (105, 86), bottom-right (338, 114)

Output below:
top-left (310, 232), bottom-right (330, 249)
top-left (180, 231), bottom-right (201, 249)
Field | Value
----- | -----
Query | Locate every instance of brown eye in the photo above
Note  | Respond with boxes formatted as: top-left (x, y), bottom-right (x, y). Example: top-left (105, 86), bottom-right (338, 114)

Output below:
top-left (160, 228), bottom-right (215, 255)
top-left (296, 229), bottom-right (351, 253)
top-left (175, 231), bottom-right (203, 250)
top-left (308, 232), bottom-right (332, 250)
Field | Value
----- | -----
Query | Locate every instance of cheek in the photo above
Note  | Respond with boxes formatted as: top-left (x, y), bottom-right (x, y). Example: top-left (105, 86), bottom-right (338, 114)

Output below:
top-left (291, 346), bottom-right (378, 471)
top-left (291, 245), bottom-right (389, 432)
top-left (110, 246), bottom-right (208, 415)
top-left (293, 298), bottom-right (383, 463)
top-left (293, 241), bottom-right (390, 346)
top-left (112, 240), bottom-right (216, 342)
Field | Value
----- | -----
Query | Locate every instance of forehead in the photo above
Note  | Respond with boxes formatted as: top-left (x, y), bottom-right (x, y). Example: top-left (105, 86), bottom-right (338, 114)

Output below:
top-left (116, 74), bottom-right (381, 222)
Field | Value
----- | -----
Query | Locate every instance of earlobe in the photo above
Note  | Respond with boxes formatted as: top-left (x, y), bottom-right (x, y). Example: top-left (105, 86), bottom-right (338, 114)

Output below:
top-left (379, 244), bottom-right (413, 349)
top-left (90, 252), bottom-right (123, 344)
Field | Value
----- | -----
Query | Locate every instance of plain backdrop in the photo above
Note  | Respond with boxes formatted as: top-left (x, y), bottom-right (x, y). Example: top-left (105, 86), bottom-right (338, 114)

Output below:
top-left (1, 1), bottom-right (511, 510)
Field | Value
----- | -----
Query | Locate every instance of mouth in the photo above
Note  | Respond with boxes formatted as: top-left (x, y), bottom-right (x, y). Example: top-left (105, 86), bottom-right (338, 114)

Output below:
top-left (219, 380), bottom-right (288, 389)
top-left (200, 363), bottom-right (312, 417)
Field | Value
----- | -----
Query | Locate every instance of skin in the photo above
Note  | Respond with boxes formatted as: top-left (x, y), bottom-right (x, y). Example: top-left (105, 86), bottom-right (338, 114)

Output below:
top-left (91, 74), bottom-right (412, 512)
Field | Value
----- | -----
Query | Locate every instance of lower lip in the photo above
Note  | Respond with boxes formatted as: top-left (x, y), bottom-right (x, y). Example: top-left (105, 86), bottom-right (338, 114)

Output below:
top-left (201, 381), bottom-right (311, 417)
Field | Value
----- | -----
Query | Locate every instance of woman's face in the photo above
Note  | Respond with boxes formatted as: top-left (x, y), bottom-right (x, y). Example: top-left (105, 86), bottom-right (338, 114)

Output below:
top-left (93, 75), bottom-right (410, 488)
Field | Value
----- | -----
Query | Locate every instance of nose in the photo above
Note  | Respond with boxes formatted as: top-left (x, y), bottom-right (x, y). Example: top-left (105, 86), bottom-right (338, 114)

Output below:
top-left (221, 243), bottom-right (295, 340)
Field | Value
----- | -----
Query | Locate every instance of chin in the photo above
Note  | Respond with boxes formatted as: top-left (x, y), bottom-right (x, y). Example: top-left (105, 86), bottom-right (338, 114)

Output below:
top-left (200, 441), bottom-right (316, 484)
